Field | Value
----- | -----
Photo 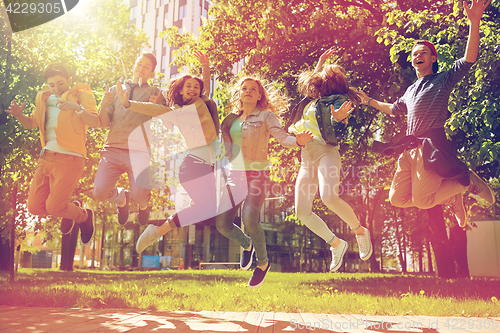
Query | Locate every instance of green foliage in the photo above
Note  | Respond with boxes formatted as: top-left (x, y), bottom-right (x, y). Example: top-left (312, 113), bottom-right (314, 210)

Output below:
top-left (0, 0), bottom-right (150, 244)
top-left (158, 0), bottom-right (500, 274)
top-left (375, 0), bottom-right (500, 179)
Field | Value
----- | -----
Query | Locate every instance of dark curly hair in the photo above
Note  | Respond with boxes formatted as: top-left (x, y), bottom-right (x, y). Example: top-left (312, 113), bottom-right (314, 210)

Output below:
top-left (165, 74), bottom-right (204, 107)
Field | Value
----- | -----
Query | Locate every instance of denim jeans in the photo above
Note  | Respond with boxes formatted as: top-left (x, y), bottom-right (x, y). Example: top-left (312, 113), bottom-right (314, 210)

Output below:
top-left (171, 154), bottom-right (217, 227)
top-left (216, 169), bottom-right (269, 266)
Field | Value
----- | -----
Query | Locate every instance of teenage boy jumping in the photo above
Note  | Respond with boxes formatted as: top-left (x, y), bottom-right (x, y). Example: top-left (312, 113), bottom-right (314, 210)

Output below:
top-left (5, 64), bottom-right (98, 243)
top-left (359, 0), bottom-right (495, 227)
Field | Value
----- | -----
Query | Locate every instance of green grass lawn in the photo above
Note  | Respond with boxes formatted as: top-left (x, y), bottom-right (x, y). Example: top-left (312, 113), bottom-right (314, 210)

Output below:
top-left (1, 269), bottom-right (499, 317)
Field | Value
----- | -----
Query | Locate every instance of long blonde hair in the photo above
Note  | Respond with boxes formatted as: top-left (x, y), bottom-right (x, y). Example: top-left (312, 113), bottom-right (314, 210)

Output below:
top-left (298, 64), bottom-right (360, 106)
top-left (227, 76), bottom-right (289, 114)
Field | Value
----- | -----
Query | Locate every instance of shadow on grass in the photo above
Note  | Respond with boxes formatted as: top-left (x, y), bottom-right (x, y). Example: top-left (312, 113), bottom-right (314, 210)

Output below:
top-left (306, 274), bottom-right (500, 301)
top-left (0, 306), bottom-right (442, 332)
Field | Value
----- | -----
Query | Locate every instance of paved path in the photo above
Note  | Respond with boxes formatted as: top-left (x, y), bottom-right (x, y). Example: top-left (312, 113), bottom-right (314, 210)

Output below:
top-left (1, 306), bottom-right (499, 332)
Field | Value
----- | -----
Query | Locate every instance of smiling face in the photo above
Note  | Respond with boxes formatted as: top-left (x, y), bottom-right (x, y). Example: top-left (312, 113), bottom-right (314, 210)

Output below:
top-left (132, 56), bottom-right (154, 84)
top-left (180, 78), bottom-right (201, 102)
top-left (239, 79), bottom-right (262, 106)
top-left (46, 75), bottom-right (72, 97)
top-left (412, 44), bottom-right (437, 77)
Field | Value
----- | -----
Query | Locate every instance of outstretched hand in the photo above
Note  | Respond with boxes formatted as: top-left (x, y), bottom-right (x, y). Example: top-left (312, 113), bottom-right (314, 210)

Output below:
top-left (193, 50), bottom-right (209, 65)
top-left (101, 85), bottom-right (114, 108)
top-left (464, 0), bottom-right (491, 22)
top-left (5, 100), bottom-right (26, 117)
top-left (331, 101), bottom-right (354, 122)
top-left (319, 48), bottom-right (337, 63)
top-left (149, 90), bottom-right (163, 104)
top-left (357, 90), bottom-right (370, 105)
top-left (315, 48), bottom-right (338, 73)
top-left (296, 130), bottom-right (314, 146)
top-left (116, 81), bottom-right (130, 108)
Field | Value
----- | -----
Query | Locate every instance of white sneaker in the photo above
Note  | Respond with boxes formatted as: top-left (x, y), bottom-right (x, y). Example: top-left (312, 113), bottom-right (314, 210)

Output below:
top-left (136, 224), bottom-right (159, 253)
top-left (355, 228), bottom-right (373, 261)
top-left (330, 239), bottom-right (348, 272)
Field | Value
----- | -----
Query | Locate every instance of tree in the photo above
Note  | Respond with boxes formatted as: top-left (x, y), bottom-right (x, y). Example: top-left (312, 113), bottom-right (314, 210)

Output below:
top-left (0, 0), bottom-right (152, 271)
top-left (161, 0), bottom-right (499, 273)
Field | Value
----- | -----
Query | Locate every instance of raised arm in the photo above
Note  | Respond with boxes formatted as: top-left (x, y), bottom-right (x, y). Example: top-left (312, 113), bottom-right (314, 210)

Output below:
top-left (115, 81), bottom-right (172, 116)
top-left (463, 0), bottom-right (491, 63)
top-left (358, 91), bottom-right (393, 115)
top-left (194, 50), bottom-right (211, 96)
top-left (314, 48), bottom-right (336, 73)
top-left (5, 100), bottom-right (34, 129)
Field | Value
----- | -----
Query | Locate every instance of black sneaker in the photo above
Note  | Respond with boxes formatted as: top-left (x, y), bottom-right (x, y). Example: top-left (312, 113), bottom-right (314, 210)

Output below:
top-left (137, 206), bottom-right (150, 226)
top-left (240, 244), bottom-right (255, 270)
top-left (79, 208), bottom-right (95, 244)
top-left (248, 263), bottom-right (270, 289)
top-left (61, 201), bottom-right (81, 235)
top-left (117, 190), bottom-right (131, 226)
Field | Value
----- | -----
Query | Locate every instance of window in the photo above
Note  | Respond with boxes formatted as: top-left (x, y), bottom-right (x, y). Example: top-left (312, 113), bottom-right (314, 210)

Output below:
top-left (130, 6), bottom-right (137, 20)
top-left (155, 37), bottom-right (162, 51)
top-left (162, 55), bottom-right (166, 71)
top-left (178, 4), bottom-right (186, 20)
top-left (164, 9), bottom-right (168, 26)
top-left (156, 14), bottom-right (162, 31)
top-left (147, 0), bottom-right (152, 13)
top-left (203, 1), bottom-right (209, 18)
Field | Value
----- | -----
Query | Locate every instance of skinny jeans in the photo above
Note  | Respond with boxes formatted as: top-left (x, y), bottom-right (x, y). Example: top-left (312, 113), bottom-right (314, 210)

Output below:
top-left (216, 170), bottom-right (269, 267)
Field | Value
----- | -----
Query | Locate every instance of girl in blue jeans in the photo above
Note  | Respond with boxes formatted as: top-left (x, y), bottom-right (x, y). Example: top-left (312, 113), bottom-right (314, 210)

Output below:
top-left (217, 77), bottom-right (313, 288)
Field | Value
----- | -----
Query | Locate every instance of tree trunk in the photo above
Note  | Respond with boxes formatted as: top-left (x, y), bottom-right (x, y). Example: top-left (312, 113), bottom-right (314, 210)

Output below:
top-left (10, 185), bottom-right (17, 282)
top-left (119, 229), bottom-right (125, 270)
top-left (418, 244), bottom-right (423, 273)
top-left (399, 222), bottom-right (408, 273)
top-left (300, 224), bottom-right (306, 272)
top-left (100, 215), bottom-right (106, 270)
top-left (450, 225), bottom-right (469, 278)
top-left (426, 240), bottom-right (433, 273)
top-left (426, 206), bottom-right (456, 278)
top-left (367, 203), bottom-right (379, 272)
top-left (90, 230), bottom-right (96, 269)
top-left (60, 225), bottom-right (79, 271)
